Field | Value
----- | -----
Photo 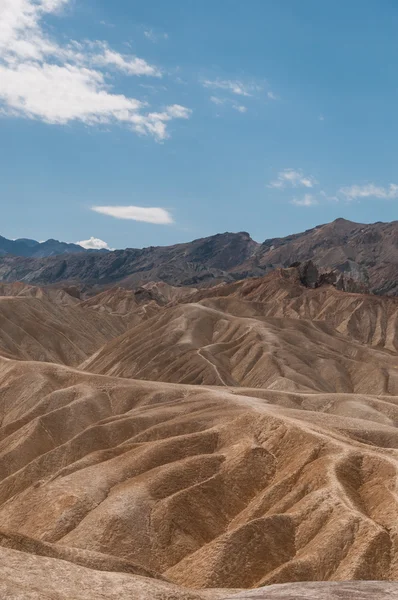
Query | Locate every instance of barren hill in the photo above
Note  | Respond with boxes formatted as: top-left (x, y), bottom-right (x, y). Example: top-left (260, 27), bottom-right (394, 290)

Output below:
top-left (2, 269), bottom-right (398, 597)
top-left (1, 358), bottom-right (398, 595)
top-left (82, 266), bottom-right (398, 393)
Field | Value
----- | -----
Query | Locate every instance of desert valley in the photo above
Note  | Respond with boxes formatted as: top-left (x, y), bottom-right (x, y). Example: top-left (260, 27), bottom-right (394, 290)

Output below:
top-left (1, 219), bottom-right (398, 598)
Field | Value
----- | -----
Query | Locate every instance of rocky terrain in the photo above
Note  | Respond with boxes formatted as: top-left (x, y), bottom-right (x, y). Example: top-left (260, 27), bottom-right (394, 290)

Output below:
top-left (2, 218), bottom-right (398, 295)
top-left (1, 263), bottom-right (398, 597)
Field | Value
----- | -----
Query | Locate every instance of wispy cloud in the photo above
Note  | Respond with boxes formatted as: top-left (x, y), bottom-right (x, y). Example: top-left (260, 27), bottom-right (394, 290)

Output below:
top-left (267, 91), bottom-right (278, 100)
top-left (144, 29), bottom-right (169, 43)
top-left (320, 190), bottom-right (339, 202)
top-left (269, 169), bottom-right (318, 189)
top-left (202, 79), bottom-right (260, 97)
top-left (291, 194), bottom-right (318, 207)
top-left (92, 206), bottom-right (174, 225)
top-left (232, 105), bottom-right (247, 113)
top-left (209, 96), bottom-right (247, 114)
top-left (76, 237), bottom-right (111, 250)
top-left (288, 181), bottom-right (398, 207)
top-left (90, 44), bottom-right (161, 76)
top-left (339, 183), bottom-right (398, 201)
top-left (0, 0), bottom-right (191, 141)
top-left (210, 96), bottom-right (225, 105)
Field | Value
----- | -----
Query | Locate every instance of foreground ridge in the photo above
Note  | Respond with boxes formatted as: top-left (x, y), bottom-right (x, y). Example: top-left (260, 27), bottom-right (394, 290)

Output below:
top-left (1, 357), bottom-right (398, 590)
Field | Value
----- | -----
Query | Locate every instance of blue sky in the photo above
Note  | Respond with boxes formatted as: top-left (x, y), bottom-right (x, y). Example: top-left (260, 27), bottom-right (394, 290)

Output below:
top-left (1, 0), bottom-right (398, 250)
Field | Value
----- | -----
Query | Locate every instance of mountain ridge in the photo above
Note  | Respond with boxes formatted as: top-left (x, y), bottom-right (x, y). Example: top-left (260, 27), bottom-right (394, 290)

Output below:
top-left (2, 218), bottom-right (398, 294)
top-left (0, 235), bottom-right (109, 258)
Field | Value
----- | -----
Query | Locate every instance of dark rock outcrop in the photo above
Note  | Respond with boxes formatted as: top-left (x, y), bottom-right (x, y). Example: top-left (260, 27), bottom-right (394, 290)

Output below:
top-left (296, 260), bottom-right (369, 293)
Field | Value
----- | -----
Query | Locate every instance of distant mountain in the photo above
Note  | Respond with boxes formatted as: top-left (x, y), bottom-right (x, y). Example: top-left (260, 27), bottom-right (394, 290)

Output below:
top-left (0, 235), bottom-right (108, 258)
top-left (0, 231), bottom-right (258, 290)
top-left (0, 218), bottom-right (398, 294)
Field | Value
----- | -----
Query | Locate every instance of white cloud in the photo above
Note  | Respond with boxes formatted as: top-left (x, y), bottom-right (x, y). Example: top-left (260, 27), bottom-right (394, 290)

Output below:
top-left (0, 0), bottom-right (191, 140)
top-left (267, 91), bottom-right (277, 100)
top-left (291, 194), bottom-right (318, 207)
top-left (92, 206), bottom-right (174, 225)
top-left (91, 46), bottom-right (161, 77)
top-left (339, 183), bottom-right (398, 201)
top-left (202, 79), bottom-right (260, 97)
top-left (163, 104), bottom-right (191, 119)
top-left (0, 63), bottom-right (143, 124)
top-left (76, 237), bottom-right (111, 250)
top-left (232, 105), bottom-right (247, 113)
top-left (132, 104), bottom-right (191, 140)
top-left (0, 0), bottom-right (67, 62)
top-left (269, 169), bottom-right (318, 189)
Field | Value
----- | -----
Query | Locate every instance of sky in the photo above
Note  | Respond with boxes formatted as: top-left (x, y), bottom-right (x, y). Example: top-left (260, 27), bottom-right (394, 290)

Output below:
top-left (1, 0), bottom-right (398, 250)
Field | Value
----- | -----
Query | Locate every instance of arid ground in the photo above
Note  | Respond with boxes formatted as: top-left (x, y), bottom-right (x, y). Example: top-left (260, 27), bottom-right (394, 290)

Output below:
top-left (1, 267), bottom-right (398, 598)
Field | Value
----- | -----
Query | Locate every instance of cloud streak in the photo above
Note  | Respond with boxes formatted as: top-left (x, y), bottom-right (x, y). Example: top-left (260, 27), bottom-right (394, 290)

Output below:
top-left (339, 183), bottom-right (398, 201)
top-left (210, 96), bottom-right (225, 105)
top-left (291, 194), bottom-right (318, 207)
top-left (203, 79), bottom-right (260, 97)
top-left (209, 96), bottom-right (248, 114)
top-left (232, 105), bottom-right (247, 113)
top-left (269, 169), bottom-right (318, 189)
top-left (90, 45), bottom-right (161, 77)
top-left (92, 206), bottom-right (174, 225)
top-left (144, 29), bottom-right (168, 43)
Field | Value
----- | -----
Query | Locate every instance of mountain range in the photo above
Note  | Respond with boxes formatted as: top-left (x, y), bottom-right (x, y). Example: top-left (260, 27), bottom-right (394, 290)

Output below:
top-left (0, 235), bottom-right (108, 258)
top-left (1, 217), bottom-right (398, 295)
